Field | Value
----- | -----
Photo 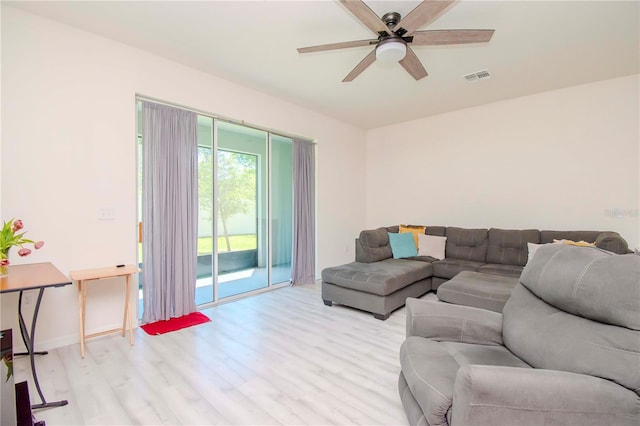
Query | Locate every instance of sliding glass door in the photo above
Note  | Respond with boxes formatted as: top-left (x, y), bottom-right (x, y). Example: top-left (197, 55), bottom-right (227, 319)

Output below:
top-left (270, 135), bottom-right (293, 285)
top-left (195, 115), bottom-right (215, 305)
top-left (138, 101), bottom-right (295, 313)
top-left (216, 122), bottom-right (268, 298)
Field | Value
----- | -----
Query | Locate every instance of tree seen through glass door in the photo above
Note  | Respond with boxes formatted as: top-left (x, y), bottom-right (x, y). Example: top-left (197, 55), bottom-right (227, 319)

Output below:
top-left (216, 151), bottom-right (257, 253)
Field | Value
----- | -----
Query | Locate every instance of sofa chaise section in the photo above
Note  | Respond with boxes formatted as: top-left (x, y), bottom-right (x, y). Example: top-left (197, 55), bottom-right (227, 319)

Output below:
top-left (322, 258), bottom-right (432, 320)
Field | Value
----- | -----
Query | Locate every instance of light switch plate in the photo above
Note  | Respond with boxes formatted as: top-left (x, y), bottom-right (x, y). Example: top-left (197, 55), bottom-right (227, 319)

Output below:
top-left (98, 206), bottom-right (115, 220)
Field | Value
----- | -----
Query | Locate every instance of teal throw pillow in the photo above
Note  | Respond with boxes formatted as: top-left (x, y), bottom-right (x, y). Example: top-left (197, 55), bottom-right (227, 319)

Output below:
top-left (388, 232), bottom-right (418, 259)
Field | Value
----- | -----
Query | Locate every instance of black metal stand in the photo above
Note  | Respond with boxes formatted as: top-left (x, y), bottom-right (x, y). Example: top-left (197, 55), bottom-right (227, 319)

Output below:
top-left (15, 288), bottom-right (68, 410)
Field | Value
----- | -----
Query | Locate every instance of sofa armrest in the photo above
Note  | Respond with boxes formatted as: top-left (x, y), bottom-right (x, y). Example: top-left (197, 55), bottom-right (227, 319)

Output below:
top-left (405, 298), bottom-right (503, 346)
top-left (451, 365), bottom-right (640, 426)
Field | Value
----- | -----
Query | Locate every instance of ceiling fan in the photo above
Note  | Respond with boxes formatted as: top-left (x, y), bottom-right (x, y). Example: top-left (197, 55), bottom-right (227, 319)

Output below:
top-left (297, 0), bottom-right (494, 82)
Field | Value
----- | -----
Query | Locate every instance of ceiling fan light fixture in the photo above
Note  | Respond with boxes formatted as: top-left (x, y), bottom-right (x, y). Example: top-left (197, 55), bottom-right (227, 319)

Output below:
top-left (376, 40), bottom-right (406, 63)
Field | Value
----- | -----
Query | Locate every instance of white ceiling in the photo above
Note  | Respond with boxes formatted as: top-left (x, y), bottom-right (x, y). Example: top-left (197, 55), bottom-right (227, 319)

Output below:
top-left (7, 1), bottom-right (640, 129)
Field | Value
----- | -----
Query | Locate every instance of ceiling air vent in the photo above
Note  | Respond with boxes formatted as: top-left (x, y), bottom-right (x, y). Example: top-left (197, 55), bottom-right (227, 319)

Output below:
top-left (464, 69), bottom-right (491, 82)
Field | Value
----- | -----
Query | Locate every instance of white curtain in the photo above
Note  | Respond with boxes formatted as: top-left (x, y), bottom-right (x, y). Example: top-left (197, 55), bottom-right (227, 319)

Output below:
top-left (291, 138), bottom-right (316, 284)
top-left (141, 101), bottom-right (198, 322)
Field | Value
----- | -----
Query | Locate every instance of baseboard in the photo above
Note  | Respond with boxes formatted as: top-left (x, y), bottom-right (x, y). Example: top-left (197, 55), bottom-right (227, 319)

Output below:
top-left (12, 322), bottom-right (139, 353)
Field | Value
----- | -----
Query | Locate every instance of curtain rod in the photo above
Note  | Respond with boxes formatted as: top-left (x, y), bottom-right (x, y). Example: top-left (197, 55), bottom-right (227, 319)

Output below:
top-left (135, 93), bottom-right (317, 144)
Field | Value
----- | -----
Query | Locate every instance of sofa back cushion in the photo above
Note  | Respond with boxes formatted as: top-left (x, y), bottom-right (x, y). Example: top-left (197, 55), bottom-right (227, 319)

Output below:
top-left (519, 244), bottom-right (640, 329)
top-left (386, 225), bottom-right (400, 233)
top-left (486, 228), bottom-right (540, 266)
top-left (538, 230), bottom-right (629, 254)
top-left (445, 227), bottom-right (488, 262)
top-left (540, 230), bottom-right (600, 245)
top-left (594, 231), bottom-right (630, 254)
top-left (503, 244), bottom-right (640, 394)
top-left (355, 228), bottom-right (392, 263)
top-left (425, 226), bottom-right (446, 237)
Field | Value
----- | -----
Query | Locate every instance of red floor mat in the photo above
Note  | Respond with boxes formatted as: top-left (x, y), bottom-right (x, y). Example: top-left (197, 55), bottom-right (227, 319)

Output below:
top-left (141, 312), bottom-right (211, 335)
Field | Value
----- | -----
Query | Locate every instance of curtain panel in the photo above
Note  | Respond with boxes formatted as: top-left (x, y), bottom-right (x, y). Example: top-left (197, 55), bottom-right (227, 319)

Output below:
top-left (141, 101), bottom-right (198, 323)
top-left (291, 138), bottom-right (316, 285)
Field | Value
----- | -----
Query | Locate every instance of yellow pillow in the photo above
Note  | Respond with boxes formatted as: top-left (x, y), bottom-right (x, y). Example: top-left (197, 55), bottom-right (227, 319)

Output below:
top-left (553, 239), bottom-right (596, 247)
top-left (399, 225), bottom-right (426, 249)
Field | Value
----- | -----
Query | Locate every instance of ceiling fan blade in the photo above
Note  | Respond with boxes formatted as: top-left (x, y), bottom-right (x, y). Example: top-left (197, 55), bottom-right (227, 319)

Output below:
top-left (411, 29), bottom-right (495, 46)
top-left (339, 0), bottom-right (393, 35)
top-left (395, 0), bottom-right (455, 36)
top-left (399, 47), bottom-right (428, 80)
top-left (297, 39), bottom-right (377, 54)
top-left (342, 49), bottom-right (377, 82)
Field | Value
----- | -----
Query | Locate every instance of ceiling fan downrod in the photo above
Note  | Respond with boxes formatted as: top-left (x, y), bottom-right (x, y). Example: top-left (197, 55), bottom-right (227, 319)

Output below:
top-left (381, 12), bottom-right (407, 36)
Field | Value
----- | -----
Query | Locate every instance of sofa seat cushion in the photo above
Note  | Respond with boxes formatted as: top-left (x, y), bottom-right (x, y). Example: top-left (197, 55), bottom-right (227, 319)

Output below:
top-left (432, 259), bottom-right (484, 279)
top-left (321, 259), bottom-right (432, 296)
top-left (406, 255), bottom-right (438, 263)
top-left (400, 338), bottom-right (530, 426)
top-left (477, 263), bottom-right (523, 278)
top-left (437, 271), bottom-right (519, 313)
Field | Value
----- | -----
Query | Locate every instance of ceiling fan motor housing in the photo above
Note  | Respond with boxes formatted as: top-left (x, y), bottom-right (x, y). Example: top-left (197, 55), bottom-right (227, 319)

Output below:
top-left (382, 11), bottom-right (401, 31)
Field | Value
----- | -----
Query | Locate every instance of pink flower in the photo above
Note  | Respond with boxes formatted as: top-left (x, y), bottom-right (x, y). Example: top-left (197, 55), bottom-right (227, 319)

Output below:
top-left (18, 248), bottom-right (31, 257)
top-left (12, 220), bottom-right (24, 232)
top-left (0, 259), bottom-right (9, 267)
top-left (34, 241), bottom-right (45, 250)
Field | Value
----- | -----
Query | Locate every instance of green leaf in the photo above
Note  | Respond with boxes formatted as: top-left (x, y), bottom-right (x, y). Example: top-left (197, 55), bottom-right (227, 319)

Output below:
top-left (3, 357), bottom-right (12, 383)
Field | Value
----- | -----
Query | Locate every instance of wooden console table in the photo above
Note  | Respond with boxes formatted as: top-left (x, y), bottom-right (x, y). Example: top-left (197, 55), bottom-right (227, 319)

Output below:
top-left (69, 265), bottom-right (141, 358)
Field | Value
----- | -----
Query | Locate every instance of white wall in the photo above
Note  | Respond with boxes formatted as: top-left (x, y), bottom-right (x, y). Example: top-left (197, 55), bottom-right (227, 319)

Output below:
top-left (366, 74), bottom-right (640, 250)
top-left (0, 6), bottom-right (366, 351)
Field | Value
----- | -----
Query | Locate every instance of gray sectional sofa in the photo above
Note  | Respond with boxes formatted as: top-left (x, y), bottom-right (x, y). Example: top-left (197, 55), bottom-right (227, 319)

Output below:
top-left (321, 225), bottom-right (630, 319)
top-left (398, 244), bottom-right (640, 426)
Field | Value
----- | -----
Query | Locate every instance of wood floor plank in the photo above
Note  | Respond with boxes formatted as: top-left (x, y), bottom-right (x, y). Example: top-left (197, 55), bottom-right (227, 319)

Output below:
top-left (13, 282), bottom-right (435, 425)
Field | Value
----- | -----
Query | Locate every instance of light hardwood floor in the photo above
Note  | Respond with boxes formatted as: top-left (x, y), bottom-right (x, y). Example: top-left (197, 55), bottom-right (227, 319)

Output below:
top-left (14, 282), bottom-right (436, 425)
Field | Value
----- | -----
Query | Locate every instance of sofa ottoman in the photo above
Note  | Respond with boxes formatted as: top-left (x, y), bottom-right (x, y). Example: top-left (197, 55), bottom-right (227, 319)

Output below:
top-left (436, 271), bottom-right (519, 313)
top-left (321, 259), bottom-right (432, 320)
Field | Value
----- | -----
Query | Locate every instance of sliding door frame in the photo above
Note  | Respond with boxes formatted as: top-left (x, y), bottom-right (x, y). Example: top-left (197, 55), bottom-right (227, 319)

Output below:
top-left (136, 95), bottom-right (304, 311)
top-left (212, 118), bottom-right (220, 304)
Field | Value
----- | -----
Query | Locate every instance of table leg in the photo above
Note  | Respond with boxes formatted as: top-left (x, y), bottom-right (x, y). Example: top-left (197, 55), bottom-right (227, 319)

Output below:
top-left (124, 275), bottom-right (134, 346)
top-left (82, 282), bottom-right (87, 328)
top-left (24, 288), bottom-right (68, 410)
top-left (14, 291), bottom-right (47, 357)
top-left (122, 278), bottom-right (127, 337)
top-left (78, 280), bottom-right (85, 359)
